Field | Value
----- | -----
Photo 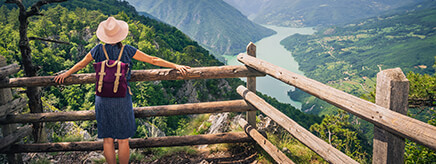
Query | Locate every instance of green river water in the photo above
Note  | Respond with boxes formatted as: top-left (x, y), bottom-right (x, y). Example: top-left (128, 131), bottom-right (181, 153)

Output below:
top-left (223, 25), bottom-right (315, 109)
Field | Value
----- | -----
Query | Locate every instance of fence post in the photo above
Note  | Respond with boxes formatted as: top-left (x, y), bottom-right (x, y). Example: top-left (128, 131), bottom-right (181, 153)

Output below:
top-left (0, 55), bottom-right (23, 164)
top-left (373, 68), bottom-right (409, 164)
top-left (246, 42), bottom-right (257, 128)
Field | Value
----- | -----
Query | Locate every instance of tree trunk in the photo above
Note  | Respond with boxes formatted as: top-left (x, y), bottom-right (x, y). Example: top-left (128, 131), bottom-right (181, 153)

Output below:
top-left (17, 7), bottom-right (46, 143)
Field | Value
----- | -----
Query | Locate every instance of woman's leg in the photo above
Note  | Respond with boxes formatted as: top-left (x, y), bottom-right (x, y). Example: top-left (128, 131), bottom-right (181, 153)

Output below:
top-left (118, 138), bottom-right (130, 164)
top-left (103, 138), bottom-right (116, 164)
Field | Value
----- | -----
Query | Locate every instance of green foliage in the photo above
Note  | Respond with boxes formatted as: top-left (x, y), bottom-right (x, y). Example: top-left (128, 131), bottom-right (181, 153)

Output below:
top-left (129, 150), bottom-right (146, 163)
top-left (404, 69), bottom-right (436, 163)
top-left (405, 107), bottom-right (436, 163)
top-left (408, 71), bottom-right (436, 105)
top-left (258, 92), bottom-right (323, 129)
top-left (310, 110), bottom-right (370, 163)
top-left (281, 6), bottom-right (436, 116)
top-left (266, 132), bottom-right (326, 163)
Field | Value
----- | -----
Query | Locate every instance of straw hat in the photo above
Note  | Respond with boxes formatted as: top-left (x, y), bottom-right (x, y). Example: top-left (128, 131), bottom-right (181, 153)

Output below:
top-left (96, 17), bottom-right (129, 44)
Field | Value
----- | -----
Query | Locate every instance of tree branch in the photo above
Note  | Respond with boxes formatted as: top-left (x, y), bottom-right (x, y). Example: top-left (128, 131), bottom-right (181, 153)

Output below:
top-left (29, 37), bottom-right (70, 45)
top-left (27, 0), bottom-right (68, 17)
top-left (5, 0), bottom-right (25, 12)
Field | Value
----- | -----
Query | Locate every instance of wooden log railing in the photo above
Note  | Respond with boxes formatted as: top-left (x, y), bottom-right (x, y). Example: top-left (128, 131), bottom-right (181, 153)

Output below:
top-left (0, 56), bottom-right (24, 163)
top-left (237, 53), bottom-right (436, 155)
top-left (237, 85), bottom-right (358, 164)
top-left (0, 125), bottom-right (32, 150)
top-left (0, 100), bottom-right (252, 124)
top-left (0, 65), bottom-right (265, 88)
top-left (0, 98), bottom-right (26, 119)
top-left (238, 118), bottom-right (295, 164)
top-left (0, 47), bottom-right (266, 163)
top-left (373, 69), bottom-right (409, 163)
top-left (0, 132), bottom-right (251, 153)
top-left (0, 63), bottom-right (20, 79)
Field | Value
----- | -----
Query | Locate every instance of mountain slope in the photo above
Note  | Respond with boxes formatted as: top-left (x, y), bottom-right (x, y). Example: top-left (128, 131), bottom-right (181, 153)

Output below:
top-left (224, 0), bottom-right (424, 27)
top-left (126, 0), bottom-right (275, 58)
top-left (281, 4), bottom-right (436, 115)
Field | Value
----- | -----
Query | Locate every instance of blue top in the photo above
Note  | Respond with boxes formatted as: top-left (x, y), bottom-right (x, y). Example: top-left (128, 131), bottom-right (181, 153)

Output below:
top-left (90, 44), bottom-right (137, 81)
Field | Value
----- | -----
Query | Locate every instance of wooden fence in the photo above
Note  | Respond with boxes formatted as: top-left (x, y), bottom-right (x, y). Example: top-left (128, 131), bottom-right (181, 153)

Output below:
top-left (1, 43), bottom-right (435, 164)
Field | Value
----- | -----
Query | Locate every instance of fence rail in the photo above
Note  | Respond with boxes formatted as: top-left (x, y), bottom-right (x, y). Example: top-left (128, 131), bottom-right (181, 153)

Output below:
top-left (237, 53), bottom-right (436, 152)
top-left (0, 65), bottom-right (265, 88)
top-left (1, 132), bottom-right (251, 153)
top-left (237, 85), bottom-right (358, 164)
top-left (0, 100), bottom-right (252, 124)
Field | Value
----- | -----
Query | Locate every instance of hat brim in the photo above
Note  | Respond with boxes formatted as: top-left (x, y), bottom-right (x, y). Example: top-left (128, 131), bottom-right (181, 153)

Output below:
top-left (96, 19), bottom-right (129, 44)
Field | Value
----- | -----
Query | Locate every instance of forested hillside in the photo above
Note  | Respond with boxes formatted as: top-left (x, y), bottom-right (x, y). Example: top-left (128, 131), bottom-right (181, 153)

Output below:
top-left (278, 3), bottom-right (436, 162)
top-left (126, 0), bottom-right (275, 58)
top-left (0, 0), bottom-right (322, 162)
top-left (281, 6), bottom-right (436, 115)
top-left (224, 0), bottom-right (424, 27)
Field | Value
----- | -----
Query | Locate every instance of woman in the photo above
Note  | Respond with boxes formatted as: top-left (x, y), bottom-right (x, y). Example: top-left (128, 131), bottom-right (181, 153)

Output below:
top-left (54, 17), bottom-right (190, 164)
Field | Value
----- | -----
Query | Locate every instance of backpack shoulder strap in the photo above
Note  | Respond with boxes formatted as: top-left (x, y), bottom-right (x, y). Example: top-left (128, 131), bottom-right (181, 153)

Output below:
top-left (116, 45), bottom-right (125, 62)
top-left (102, 44), bottom-right (110, 60)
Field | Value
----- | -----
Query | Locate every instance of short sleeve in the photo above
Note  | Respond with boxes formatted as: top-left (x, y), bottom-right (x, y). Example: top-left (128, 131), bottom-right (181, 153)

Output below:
top-left (124, 45), bottom-right (138, 58)
top-left (90, 44), bottom-right (102, 59)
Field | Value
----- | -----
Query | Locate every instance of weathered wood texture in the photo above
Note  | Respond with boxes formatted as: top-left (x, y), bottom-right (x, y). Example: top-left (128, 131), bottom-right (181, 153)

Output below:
top-left (246, 42), bottom-right (257, 127)
top-left (0, 100), bottom-right (252, 124)
top-left (0, 125), bottom-right (32, 150)
top-left (0, 65), bottom-right (265, 88)
top-left (237, 53), bottom-right (436, 151)
top-left (1, 132), bottom-right (252, 153)
top-left (0, 63), bottom-right (20, 79)
top-left (373, 68), bottom-right (409, 164)
top-left (0, 55), bottom-right (23, 163)
top-left (0, 98), bottom-right (26, 119)
top-left (237, 85), bottom-right (358, 164)
top-left (239, 118), bottom-right (294, 164)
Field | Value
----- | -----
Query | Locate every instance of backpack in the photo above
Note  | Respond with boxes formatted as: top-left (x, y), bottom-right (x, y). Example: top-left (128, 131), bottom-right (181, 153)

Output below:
top-left (93, 44), bottom-right (129, 97)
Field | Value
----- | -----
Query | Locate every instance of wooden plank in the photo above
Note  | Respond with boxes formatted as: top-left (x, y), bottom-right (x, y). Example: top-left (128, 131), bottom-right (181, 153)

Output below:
top-left (239, 118), bottom-right (294, 164)
top-left (237, 53), bottom-right (436, 151)
top-left (237, 86), bottom-right (358, 164)
top-left (373, 68), bottom-right (409, 164)
top-left (0, 125), bottom-right (32, 150)
top-left (246, 42), bottom-right (257, 128)
top-left (0, 100), bottom-right (253, 124)
top-left (0, 65), bottom-right (265, 88)
top-left (0, 132), bottom-right (252, 153)
top-left (0, 55), bottom-right (23, 163)
top-left (0, 63), bottom-right (20, 79)
top-left (0, 98), bottom-right (27, 119)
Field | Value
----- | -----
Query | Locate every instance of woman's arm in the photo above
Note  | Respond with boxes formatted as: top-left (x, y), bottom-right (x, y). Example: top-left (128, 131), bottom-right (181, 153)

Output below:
top-left (54, 53), bottom-right (93, 83)
top-left (133, 50), bottom-right (191, 76)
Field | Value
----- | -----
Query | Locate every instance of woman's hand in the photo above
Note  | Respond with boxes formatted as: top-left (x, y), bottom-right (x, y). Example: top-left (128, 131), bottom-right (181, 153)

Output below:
top-left (54, 72), bottom-right (71, 84)
top-left (53, 53), bottom-right (93, 84)
top-left (175, 65), bottom-right (191, 76)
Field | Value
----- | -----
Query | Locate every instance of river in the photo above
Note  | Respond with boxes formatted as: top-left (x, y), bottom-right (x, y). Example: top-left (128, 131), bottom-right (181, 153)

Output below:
top-left (223, 25), bottom-right (315, 109)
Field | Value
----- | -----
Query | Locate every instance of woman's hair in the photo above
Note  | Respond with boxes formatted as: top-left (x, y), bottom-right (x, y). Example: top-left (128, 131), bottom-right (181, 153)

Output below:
top-left (116, 42), bottom-right (123, 48)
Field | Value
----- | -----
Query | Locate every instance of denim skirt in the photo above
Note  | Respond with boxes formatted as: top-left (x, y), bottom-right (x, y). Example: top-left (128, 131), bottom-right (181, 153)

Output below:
top-left (95, 91), bottom-right (136, 139)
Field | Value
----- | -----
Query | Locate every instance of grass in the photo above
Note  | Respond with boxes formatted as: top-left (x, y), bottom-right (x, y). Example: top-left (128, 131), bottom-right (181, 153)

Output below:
top-left (263, 132), bottom-right (327, 164)
top-left (141, 146), bottom-right (198, 162)
top-left (29, 157), bottom-right (51, 164)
